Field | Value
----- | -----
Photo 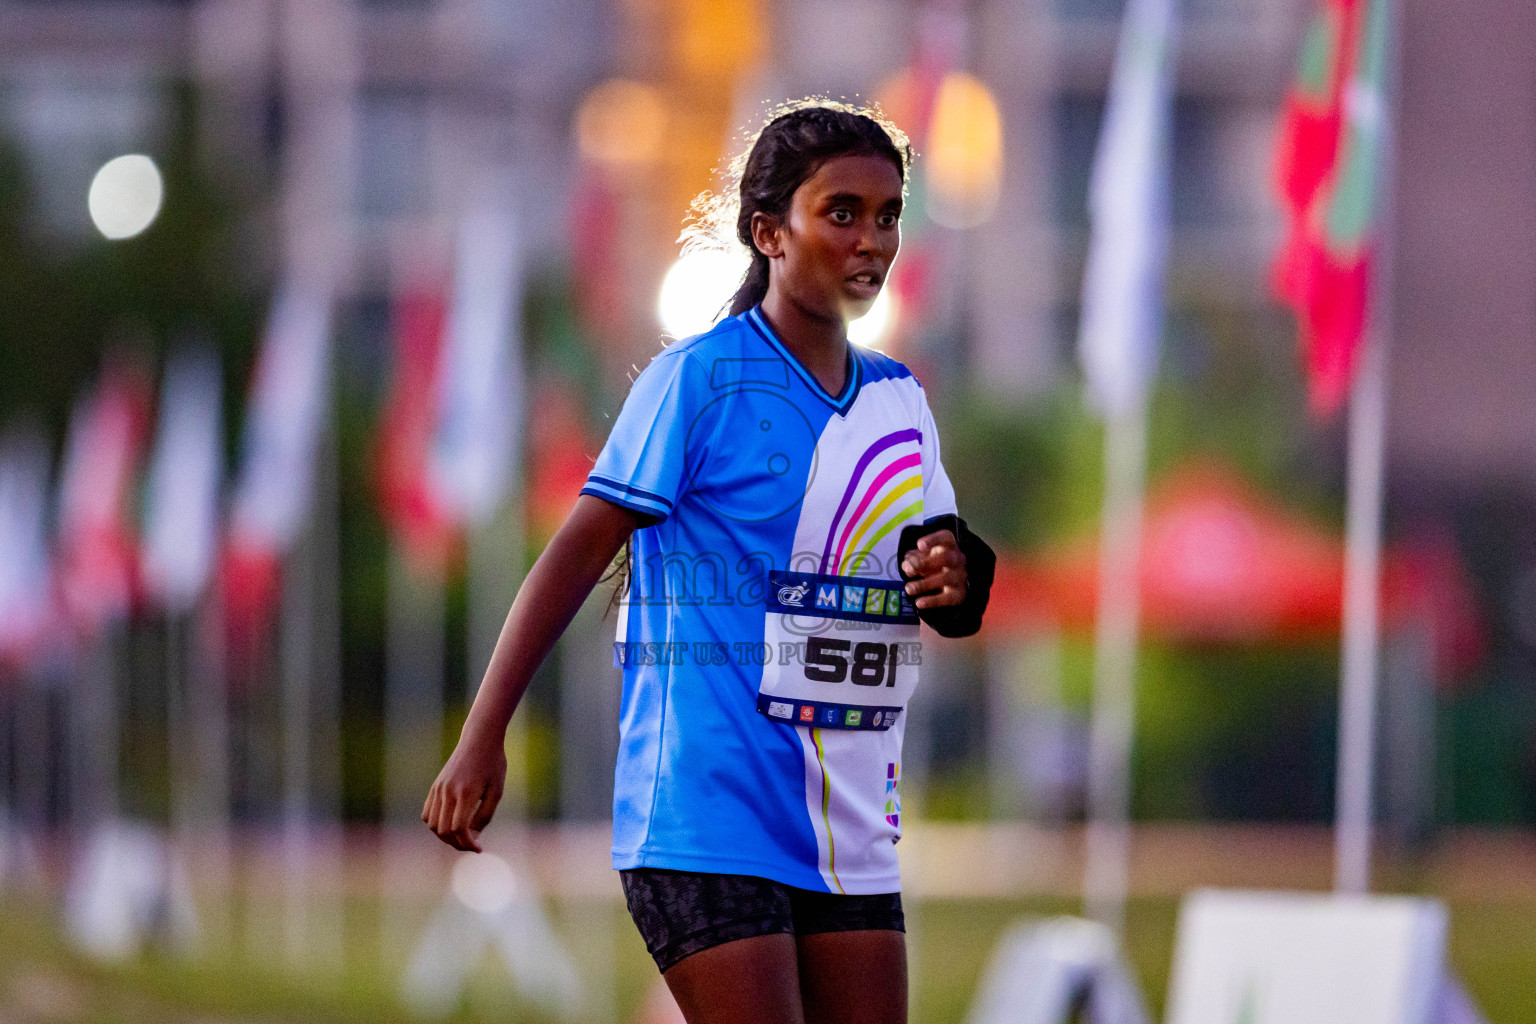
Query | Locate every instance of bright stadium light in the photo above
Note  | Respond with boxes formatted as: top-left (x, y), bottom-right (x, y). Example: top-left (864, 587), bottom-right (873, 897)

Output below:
top-left (658, 248), bottom-right (749, 340)
top-left (848, 286), bottom-right (898, 351)
top-left (659, 247), bottom-right (899, 349)
top-left (88, 154), bottom-right (163, 240)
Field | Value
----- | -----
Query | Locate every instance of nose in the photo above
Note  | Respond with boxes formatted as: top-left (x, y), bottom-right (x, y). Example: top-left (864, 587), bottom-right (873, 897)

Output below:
top-left (856, 218), bottom-right (883, 258)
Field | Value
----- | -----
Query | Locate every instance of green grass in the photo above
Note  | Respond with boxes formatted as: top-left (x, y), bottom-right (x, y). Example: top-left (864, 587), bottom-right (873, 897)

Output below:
top-left (2, 891), bottom-right (1532, 1023)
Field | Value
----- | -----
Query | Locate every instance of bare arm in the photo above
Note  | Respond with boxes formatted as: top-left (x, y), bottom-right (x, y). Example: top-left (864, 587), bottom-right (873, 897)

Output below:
top-left (422, 494), bottom-right (642, 851)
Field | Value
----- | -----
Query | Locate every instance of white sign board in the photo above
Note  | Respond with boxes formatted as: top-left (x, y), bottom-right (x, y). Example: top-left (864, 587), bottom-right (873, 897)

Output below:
top-left (1166, 890), bottom-right (1484, 1024)
top-left (965, 917), bottom-right (1149, 1024)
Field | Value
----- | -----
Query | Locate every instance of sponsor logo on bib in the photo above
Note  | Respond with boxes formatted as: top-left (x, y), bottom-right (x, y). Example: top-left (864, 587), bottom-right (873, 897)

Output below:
top-left (776, 581), bottom-right (811, 607)
top-left (767, 701), bottom-right (794, 719)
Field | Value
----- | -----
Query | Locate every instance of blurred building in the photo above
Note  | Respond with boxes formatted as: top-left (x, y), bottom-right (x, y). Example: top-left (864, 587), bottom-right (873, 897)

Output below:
top-left (4, 0), bottom-right (1535, 821)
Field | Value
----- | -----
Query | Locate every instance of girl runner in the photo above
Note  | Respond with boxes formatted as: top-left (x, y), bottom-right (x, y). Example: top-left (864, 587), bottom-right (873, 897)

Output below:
top-left (423, 101), bottom-right (993, 1024)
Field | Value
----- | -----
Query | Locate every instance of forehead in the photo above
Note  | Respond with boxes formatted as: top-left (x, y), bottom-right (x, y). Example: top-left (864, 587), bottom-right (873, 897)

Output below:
top-left (794, 153), bottom-right (904, 204)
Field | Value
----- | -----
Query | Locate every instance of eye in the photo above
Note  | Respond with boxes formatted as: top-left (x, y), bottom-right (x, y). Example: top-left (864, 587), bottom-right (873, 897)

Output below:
top-left (830, 208), bottom-right (853, 224)
top-left (878, 212), bottom-right (899, 228)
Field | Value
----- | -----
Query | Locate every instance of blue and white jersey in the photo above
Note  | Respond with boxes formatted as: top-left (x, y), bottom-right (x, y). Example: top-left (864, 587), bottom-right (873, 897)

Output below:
top-left (582, 307), bottom-right (957, 894)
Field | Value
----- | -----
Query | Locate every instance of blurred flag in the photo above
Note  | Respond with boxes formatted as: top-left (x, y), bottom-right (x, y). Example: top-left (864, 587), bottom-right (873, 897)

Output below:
top-left (378, 289), bottom-right (456, 573)
top-left (875, 3), bottom-right (966, 338)
top-left (1273, 0), bottom-right (1390, 416)
top-left (141, 345), bottom-right (224, 614)
top-left (569, 171), bottom-right (623, 338)
top-left (56, 360), bottom-right (152, 635)
top-left (0, 425), bottom-right (54, 668)
top-left (224, 281), bottom-right (333, 639)
top-left (430, 206), bottom-right (522, 530)
top-left (1273, 0), bottom-right (1354, 285)
top-left (1077, 0), bottom-right (1179, 417)
top-left (379, 207), bottom-right (522, 575)
top-left (526, 383), bottom-right (593, 544)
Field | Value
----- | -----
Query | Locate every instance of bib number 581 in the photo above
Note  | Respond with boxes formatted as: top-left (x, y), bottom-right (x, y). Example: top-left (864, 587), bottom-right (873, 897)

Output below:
top-left (804, 637), bottom-right (898, 687)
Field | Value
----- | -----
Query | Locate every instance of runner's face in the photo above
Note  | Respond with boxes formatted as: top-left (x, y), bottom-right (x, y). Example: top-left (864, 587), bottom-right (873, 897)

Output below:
top-left (771, 153), bottom-right (903, 326)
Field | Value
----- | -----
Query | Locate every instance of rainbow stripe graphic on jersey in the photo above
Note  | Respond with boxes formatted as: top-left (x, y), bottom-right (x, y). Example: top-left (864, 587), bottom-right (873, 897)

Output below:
top-left (884, 762), bottom-right (901, 828)
top-left (819, 429), bottom-right (925, 575)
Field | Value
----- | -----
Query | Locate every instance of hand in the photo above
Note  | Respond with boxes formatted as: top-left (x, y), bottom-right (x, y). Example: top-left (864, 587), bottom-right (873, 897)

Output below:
top-left (900, 529), bottom-right (968, 610)
top-left (422, 732), bottom-right (507, 853)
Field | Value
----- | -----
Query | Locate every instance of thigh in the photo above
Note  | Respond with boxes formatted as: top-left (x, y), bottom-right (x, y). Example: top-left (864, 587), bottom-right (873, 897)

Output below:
top-left (664, 932), bottom-right (806, 1024)
top-left (622, 868), bottom-right (796, 972)
top-left (622, 869), bottom-right (807, 1024)
top-left (795, 928), bottom-right (908, 1024)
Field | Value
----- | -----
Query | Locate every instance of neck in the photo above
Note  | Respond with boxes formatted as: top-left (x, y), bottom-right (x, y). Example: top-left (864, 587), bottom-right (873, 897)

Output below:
top-left (757, 290), bottom-right (849, 396)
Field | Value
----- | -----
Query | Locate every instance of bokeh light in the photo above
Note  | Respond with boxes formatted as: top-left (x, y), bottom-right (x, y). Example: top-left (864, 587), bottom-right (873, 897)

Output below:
top-left (574, 79), bottom-right (667, 167)
top-left (449, 852), bottom-right (518, 915)
top-left (926, 73), bottom-right (1003, 229)
top-left (657, 248), bottom-right (749, 339)
top-left (658, 248), bottom-right (899, 348)
top-left (87, 154), bottom-right (163, 240)
top-left (848, 286), bottom-right (898, 351)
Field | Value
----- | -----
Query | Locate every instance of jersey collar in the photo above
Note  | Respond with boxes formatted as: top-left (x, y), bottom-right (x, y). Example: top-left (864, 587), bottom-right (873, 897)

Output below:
top-left (744, 306), bottom-right (862, 416)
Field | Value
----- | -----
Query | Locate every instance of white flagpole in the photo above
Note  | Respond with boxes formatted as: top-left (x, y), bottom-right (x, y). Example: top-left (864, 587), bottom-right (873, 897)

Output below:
top-left (279, 506), bottom-right (317, 966)
top-left (1076, 0), bottom-right (1177, 935)
top-left (270, 0), bottom-right (355, 969)
top-left (381, 545), bottom-right (448, 963)
top-left (1333, 0), bottom-right (1400, 897)
top-left (1083, 401), bottom-right (1150, 933)
top-left (310, 402), bottom-right (346, 970)
top-left (191, 591), bottom-right (234, 951)
top-left (1333, 335), bottom-right (1388, 894)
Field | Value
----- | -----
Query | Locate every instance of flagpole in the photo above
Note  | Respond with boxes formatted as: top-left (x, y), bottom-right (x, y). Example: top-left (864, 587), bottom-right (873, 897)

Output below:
top-left (381, 543), bottom-right (447, 964)
top-left (1076, 0), bottom-right (1175, 936)
top-left (1334, 335), bottom-right (1387, 894)
top-left (279, 497), bottom-right (317, 966)
top-left (310, 400), bottom-right (346, 970)
top-left (192, 591), bottom-right (233, 951)
top-left (1333, 0), bottom-right (1400, 897)
top-left (1083, 399), bottom-right (1149, 934)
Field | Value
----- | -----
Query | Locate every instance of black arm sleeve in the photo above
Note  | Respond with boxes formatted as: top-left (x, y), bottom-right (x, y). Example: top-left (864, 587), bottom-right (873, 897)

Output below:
top-left (896, 514), bottom-right (996, 639)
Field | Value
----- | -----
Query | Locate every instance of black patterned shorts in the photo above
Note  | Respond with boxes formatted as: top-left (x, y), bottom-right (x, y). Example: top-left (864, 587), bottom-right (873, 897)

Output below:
top-left (620, 868), bottom-right (904, 973)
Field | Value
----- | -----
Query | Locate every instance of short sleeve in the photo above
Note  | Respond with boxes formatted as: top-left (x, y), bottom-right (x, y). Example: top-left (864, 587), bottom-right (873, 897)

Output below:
top-left (581, 348), bottom-right (708, 523)
top-left (919, 390), bottom-right (958, 522)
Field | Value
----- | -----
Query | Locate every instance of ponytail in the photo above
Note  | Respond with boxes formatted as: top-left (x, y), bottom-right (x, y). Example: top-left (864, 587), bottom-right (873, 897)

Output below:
top-left (727, 251), bottom-right (771, 317)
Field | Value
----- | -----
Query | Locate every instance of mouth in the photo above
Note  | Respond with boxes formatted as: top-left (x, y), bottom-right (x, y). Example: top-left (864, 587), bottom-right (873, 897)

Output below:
top-left (845, 270), bottom-right (883, 298)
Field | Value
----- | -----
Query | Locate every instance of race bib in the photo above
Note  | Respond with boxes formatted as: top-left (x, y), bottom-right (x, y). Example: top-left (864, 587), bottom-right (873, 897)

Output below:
top-left (755, 569), bottom-right (922, 731)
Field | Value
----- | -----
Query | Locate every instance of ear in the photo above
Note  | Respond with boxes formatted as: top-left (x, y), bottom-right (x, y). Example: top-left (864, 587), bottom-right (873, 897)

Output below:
top-left (749, 211), bottom-right (785, 260)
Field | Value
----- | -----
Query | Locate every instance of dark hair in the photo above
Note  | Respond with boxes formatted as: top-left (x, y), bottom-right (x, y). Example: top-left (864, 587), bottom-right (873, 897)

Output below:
top-left (709, 101), bottom-right (912, 318)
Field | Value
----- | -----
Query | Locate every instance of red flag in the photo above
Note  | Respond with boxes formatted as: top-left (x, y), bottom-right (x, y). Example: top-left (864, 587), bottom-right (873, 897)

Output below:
top-left (1273, 0), bottom-right (1389, 416)
top-left (56, 359), bottom-right (152, 636)
top-left (526, 383), bottom-right (593, 545)
top-left (1273, 0), bottom-right (1358, 303)
top-left (376, 289), bottom-right (459, 576)
top-left (223, 280), bottom-right (333, 651)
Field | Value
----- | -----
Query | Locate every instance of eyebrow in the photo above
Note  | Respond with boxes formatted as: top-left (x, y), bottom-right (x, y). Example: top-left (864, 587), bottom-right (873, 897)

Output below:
top-left (823, 192), bottom-right (904, 208)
